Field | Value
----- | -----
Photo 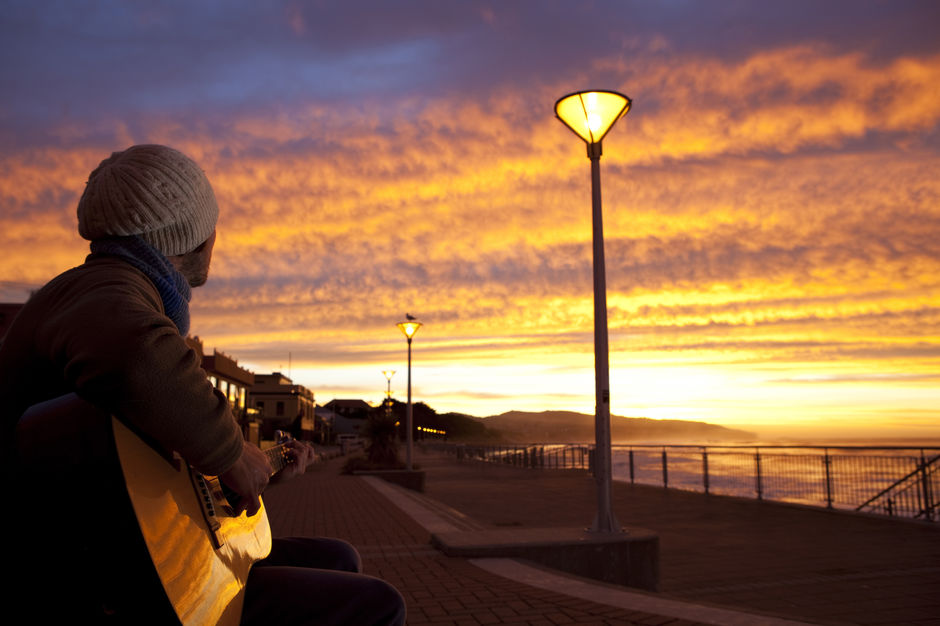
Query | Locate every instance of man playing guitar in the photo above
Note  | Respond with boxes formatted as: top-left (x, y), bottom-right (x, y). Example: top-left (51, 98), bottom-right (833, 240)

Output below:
top-left (2, 144), bottom-right (406, 625)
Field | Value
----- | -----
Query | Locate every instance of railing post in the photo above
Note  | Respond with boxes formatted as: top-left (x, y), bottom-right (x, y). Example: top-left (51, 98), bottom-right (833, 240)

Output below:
top-left (662, 448), bottom-right (669, 488)
top-left (629, 449), bottom-right (635, 483)
top-left (702, 448), bottom-right (710, 495)
top-left (920, 450), bottom-right (934, 521)
top-left (823, 448), bottom-right (833, 508)
top-left (755, 447), bottom-right (763, 500)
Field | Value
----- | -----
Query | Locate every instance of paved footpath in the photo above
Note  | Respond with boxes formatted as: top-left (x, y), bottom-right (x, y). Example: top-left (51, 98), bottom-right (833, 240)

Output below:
top-left (262, 449), bottom-right (939, 626)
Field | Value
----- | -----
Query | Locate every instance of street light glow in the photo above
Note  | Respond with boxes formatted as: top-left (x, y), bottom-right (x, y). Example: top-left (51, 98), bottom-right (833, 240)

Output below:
top-left (555, 90), bottom-right (631, 145)
top-left (397, 321), bottom-right (422, 340)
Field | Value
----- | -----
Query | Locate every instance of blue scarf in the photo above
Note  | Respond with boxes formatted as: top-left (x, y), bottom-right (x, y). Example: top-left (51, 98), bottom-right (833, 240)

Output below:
top-left (89, 236), bottom-right (192, 336)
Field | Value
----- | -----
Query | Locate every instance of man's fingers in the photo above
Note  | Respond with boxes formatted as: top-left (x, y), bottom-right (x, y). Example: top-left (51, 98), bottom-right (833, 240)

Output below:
top-left (245, 495), bottom-right (262, 517)
top-left (235, 494), bottom-right (262, 517)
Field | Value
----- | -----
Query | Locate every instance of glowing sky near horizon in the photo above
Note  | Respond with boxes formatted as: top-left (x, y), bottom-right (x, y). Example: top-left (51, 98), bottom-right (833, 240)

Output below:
top-left (2, 1), bottom-right (939, 439)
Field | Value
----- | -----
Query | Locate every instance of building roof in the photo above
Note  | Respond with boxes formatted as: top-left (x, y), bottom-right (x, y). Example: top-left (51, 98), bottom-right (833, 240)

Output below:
top-left (324, 399), bottom-right (371, 410)
top-left (203, 350), bottom-right (254, 385)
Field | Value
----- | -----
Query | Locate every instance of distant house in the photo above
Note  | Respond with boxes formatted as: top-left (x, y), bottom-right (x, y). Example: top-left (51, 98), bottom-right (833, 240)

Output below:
top-left (324, 399), bottom-right (372, 438)
top-left (324, 398), bottom-right (371, 418)
top-left (250, 372), bottom-right (321, 442)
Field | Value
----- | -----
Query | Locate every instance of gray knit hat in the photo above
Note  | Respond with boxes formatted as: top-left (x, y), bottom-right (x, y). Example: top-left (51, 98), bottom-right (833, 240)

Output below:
top-left (77, 144), bottom-right (219, 256)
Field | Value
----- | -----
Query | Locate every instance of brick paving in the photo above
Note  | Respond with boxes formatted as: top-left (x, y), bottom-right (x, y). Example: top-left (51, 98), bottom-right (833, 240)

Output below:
top-left (261, 449), bottom-right (940, 625)
top-left (263, 457), bottom-right (716, 625)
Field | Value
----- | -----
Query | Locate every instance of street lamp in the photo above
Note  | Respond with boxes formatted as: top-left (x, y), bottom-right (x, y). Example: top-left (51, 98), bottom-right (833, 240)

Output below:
top-left (396, 320), bottom-right (422, 470)
top-left (381, 369), bottom-right (395, 419)
top-left (555, 89), bottom-right (631, 534)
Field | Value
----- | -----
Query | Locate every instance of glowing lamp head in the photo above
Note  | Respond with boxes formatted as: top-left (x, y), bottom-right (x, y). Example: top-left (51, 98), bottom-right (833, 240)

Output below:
top-left (555, 90), bottom-right (631, 145)
top-left (397, 321), bottom-right (422, 340)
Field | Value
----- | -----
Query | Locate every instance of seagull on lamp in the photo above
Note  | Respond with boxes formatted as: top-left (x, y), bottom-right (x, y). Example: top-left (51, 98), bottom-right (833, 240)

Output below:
top-left (405, 313), bottom-right (417, 320)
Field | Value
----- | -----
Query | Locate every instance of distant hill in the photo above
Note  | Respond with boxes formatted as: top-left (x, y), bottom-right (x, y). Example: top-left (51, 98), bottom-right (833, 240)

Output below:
top-left (375, 399), bottom-right (754, 443)
top-left (478, 410), bottom-right (755, 443)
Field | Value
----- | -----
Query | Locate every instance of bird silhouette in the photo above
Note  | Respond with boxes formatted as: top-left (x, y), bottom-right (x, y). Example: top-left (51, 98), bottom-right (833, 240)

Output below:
top-left (405, 313), bottom-right (417, 320)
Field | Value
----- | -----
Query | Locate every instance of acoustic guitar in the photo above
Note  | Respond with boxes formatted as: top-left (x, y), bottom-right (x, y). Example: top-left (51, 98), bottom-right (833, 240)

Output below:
top-left (15, 393), bottom-right (291, 626)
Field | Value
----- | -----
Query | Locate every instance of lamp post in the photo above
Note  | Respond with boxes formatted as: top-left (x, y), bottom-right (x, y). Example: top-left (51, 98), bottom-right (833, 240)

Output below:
top-left (382, 369), bottom-right (395, 419)
top-left (396, 320), bottom-right (422, 470)
top-left (555, 90), bottom-right (631, 534)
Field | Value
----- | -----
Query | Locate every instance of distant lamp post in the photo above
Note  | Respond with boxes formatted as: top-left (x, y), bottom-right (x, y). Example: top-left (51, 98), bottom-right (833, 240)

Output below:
top-left (555, 89), bottom-right (631, 534)
top-left (382, 369), bottom-right (395, 419)
top-left (396, 320), bottom-right (422, 470)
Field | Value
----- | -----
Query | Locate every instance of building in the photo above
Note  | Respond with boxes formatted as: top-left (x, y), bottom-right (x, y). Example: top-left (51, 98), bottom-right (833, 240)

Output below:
top-left (186, 336), bottom-right (257, 439)
top-left (324, 399), bottom-right (372, 438)
top-left (250, 372), bottom-right (321, 442)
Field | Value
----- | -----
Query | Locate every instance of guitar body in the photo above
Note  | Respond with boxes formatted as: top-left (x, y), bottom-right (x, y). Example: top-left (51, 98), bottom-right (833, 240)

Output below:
top-left (14, 394), bottom-right (277, 626)
top-left (112, 417), bottom-right (272, 626)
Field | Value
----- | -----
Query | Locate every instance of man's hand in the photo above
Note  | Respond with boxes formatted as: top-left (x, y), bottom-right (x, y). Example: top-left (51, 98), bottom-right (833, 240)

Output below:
top-left (219, 442), bottom-right (272, 516)
top-left (273, 440), bottom-right (316, 482)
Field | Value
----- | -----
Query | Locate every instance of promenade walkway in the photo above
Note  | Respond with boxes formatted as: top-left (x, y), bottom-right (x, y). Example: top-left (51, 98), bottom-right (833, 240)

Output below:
top-left (261, 448), bottom-right (939, 626)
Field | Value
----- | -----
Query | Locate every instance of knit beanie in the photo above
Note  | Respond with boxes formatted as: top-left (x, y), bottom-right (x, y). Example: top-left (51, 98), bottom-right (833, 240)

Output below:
top-left (77, 144), bottom-right (219, 256)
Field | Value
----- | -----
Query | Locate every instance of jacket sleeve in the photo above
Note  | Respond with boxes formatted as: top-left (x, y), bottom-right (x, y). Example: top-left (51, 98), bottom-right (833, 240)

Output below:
top-left (42, 263), bottom-right (244, 475)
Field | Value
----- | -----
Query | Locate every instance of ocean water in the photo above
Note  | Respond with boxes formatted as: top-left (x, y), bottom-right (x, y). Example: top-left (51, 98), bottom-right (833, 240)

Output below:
top-left (467, 441), bottom-right (938, 519)
top-left (608, 444), bottom-right (939, 518)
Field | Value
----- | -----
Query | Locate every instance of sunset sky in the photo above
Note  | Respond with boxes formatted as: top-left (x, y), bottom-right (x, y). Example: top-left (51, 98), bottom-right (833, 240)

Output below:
top-left (2, 1), bottom-right (939, 440)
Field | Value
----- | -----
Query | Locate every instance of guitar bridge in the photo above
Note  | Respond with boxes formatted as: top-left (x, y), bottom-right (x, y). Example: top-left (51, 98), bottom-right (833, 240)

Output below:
top-left (189, 469), bottom-right (224, 549)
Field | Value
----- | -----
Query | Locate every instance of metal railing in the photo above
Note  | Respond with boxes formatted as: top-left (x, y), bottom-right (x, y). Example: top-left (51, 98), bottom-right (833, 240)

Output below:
top-left (855, 452), bottom-right (939, 520)
top-left (430, 442), bottom-right (940, 522)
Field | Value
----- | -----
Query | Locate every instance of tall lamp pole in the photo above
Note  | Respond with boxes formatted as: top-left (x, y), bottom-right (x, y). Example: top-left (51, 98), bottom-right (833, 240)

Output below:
top-left (555, 90), bottom-right (631, 533)
top-left (396, 320), bottom-right (422, 470)
top-left (382, 369), bottom-right (395, 419)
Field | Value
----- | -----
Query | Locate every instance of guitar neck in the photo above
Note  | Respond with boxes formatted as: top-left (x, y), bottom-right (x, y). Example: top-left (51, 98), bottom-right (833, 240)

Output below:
top-left (265, 443), bottom-right (291, 476)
